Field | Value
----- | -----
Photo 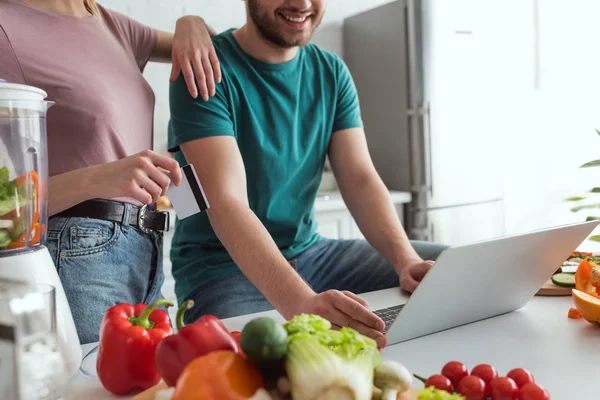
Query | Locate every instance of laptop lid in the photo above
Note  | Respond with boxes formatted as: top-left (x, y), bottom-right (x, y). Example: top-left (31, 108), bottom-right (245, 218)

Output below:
top-left (385, 220), bottom-right (600, 344)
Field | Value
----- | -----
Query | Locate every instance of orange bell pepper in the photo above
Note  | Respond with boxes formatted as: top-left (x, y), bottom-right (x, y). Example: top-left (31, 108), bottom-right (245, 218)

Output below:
top-left (172, 351), bottom-right (264, 400)
top-left (575, 258), bottom-right (600, 298)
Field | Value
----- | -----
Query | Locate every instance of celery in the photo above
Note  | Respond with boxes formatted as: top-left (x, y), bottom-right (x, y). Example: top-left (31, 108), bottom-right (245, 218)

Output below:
top-left (283, 315), bottom-right (381, 400)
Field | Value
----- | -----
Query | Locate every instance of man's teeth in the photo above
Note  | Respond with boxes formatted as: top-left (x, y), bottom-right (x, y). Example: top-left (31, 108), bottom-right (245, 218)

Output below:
top-left (282, 14), bottom-right (308, 23)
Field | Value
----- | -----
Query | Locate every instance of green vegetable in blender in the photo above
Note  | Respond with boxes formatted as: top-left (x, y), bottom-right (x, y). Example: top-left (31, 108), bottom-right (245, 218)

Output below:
top-left (0, 230), bottom-right (11, 247)
top-left (0, 167), bottom-right (27, 217)
top-left (283, 314), bottom-right (382, 400)
top-left (417, 386), bottom-right (465, 400)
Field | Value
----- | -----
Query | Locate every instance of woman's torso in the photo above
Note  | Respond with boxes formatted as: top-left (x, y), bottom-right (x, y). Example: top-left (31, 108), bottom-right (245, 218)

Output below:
top-left (0, 0), bottom-right (156, 178)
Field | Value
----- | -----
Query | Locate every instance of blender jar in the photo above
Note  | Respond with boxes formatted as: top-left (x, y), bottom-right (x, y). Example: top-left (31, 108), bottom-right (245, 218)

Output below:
top-left (0, 82), bottom-right (50, 254)
top-left (0, 82), bottom-right (81, 378)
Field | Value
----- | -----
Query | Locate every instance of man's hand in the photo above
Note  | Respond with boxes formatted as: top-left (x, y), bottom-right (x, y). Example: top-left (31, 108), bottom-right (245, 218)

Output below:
top-left (399, 259), bottom-right (435, 293)
top-left (296, 290), bottom-right (387, 348)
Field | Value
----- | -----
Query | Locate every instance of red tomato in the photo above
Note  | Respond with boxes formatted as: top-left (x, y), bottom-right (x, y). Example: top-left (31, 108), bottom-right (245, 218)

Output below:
top-left (507, 368), bottom-right (535, 388)
top-left (441, 361), bottom-right (469, 388)
top-left (457, 375), bottom-right (486, 400)
top-left (470, 364), bottom-right (498, 396)
top-left (519, 383), bottom-right (550, 400)
top-left (490, 377), bottom-right (518, 400)
top-left (425, 374), bottom-right (454, 393)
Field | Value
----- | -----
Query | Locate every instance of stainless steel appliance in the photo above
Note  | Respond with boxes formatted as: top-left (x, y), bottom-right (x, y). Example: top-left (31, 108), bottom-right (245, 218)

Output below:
top-left (344, 0), bottom-right (508, 245)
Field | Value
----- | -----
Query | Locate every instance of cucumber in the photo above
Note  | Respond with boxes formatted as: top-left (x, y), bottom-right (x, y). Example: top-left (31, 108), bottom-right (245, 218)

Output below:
top-left (241, 317), bottom-right (288, 367)
top-left (551, 273), bottom-right (576, 288)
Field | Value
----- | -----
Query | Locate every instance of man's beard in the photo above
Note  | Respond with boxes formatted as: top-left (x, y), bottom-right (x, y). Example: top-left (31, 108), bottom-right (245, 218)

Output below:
top-left (248, 0), bottom-right (323, 48)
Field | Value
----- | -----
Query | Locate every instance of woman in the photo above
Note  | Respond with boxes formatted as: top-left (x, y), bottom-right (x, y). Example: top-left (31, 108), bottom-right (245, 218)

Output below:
top-left (0, 0), bottom-right (219, 343)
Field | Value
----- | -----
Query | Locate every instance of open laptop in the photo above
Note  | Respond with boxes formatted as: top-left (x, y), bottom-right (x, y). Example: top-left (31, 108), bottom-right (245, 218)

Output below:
top-left (373, 220), bottom-right (600, 345)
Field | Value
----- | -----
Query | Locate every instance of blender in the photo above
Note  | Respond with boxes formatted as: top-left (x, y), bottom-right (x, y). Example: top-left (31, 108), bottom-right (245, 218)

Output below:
top-left (0, 81), bottom-right (81, 376)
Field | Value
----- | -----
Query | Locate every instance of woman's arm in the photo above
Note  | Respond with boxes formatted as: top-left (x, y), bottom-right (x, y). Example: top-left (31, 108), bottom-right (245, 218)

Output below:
top-left (48, 151), bottom-right (182, 216)
top-left (150, 16), bottom-right (221, 101)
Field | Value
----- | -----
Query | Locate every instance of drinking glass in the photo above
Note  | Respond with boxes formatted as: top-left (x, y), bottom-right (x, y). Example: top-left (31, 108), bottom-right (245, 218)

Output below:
top-left (4, 283), bottom-right (69, 400)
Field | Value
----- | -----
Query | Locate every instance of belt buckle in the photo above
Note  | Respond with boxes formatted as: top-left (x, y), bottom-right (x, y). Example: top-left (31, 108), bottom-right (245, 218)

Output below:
top-left (138, 205), bottom-right (170, 234)
top-left (138, 205), bottom-right (153, 234)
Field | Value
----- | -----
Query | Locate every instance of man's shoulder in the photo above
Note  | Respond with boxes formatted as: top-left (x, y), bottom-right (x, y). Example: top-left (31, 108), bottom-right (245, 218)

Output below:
top-left (211, 29), bottom-right (239, 56)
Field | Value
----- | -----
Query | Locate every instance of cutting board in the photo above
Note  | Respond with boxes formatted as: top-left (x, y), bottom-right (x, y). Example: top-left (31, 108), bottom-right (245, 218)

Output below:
top-left (536, 279), bottom-right (573, 296)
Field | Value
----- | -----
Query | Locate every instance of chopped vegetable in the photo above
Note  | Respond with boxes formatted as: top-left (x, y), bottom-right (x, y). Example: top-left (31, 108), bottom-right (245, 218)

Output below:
top-left (575, 258), bottom-right (600, 298)
top-left (96, 299), bottom-right (174, 395)
top-left (155, 300), bottom-right (241, 387)
top-left (172, 350), bottom-right (264, 400)
top-left (568, 307), bottom-right (583, 319)
top-left (282, 314), bottom-right (381, 400)
top-left (551, 272), bottom-right (575, 288)
top-left (0, 230), bottom-right (10, 247)
top-left (373, 360), bottom-right (412, 400)
top-left (417, 386), bottom-right (465, 399)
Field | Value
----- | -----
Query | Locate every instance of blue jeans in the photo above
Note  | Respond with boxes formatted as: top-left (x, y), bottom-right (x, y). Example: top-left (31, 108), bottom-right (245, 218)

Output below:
top-left (184, 238), bottom-right (447, 324)
top-left (47, 213), bottom-right (165, 344)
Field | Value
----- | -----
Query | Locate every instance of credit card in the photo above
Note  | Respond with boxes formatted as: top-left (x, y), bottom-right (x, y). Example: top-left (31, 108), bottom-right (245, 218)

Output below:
top-left (167, 164), bottom-right (209, 219)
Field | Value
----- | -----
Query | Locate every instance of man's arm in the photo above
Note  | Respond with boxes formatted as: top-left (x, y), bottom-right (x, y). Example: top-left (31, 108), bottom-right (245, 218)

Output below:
top-left (180, 136), bottom-right (314, 319)
top-left (180, 136), bottom-right (385, 344)
top-left (328, 128), bottom-right (433, 292)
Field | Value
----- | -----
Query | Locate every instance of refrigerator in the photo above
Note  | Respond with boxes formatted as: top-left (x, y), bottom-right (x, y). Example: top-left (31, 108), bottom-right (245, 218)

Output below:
top-left (343, 0), bottom-right (507, 246)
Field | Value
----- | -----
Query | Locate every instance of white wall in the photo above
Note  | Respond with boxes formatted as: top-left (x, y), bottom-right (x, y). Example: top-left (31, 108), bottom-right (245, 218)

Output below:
top-left (98, 0), bottom-right (600, 245)
top-left (500, 0), bottom-right (600, 244)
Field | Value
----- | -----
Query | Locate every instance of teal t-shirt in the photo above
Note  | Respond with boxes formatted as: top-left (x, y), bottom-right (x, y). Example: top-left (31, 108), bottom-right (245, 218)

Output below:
top-left (167, 29), bottom-right (363, 303)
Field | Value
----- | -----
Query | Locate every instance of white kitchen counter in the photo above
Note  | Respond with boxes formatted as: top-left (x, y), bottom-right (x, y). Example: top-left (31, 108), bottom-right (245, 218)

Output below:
top-left (66, 289), bottom-right (595, 399)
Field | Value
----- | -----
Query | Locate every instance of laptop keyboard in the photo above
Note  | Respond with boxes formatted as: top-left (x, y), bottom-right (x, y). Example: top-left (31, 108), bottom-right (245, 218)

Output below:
top-left (374, 304), bottom-right (404, 334)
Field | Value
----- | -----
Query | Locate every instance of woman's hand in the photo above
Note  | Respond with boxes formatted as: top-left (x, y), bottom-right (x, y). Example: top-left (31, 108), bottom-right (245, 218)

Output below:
top-left (170, 16), bottom-right (221, 101)
top-left (89, 150), bottom-right (183, 205)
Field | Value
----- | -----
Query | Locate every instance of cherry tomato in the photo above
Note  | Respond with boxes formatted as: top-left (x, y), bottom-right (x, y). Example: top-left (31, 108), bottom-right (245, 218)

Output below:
top-left (507, 368), bottom-right (535, 388)
top-left (490, 377), bottom-right (518, 400)
top-left (470, 364), bottom-right (498, 396)
top-left (425, 374), bottom-right (454, 393)
top-left (457, 375), bottom-right (486, 400)
top-left (519, 382), bottom-right (551, 400)
top-left (441, 361), bottom-right (469, 389)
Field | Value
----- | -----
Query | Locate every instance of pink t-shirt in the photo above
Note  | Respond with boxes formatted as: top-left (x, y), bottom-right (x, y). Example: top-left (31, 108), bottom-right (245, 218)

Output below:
top-left (0, 0), bottom-right (157, 191)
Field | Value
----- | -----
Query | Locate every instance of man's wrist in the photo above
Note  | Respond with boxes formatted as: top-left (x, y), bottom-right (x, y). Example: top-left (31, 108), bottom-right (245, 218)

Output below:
top-left (393, 254), bottom-right (423, 273)
top-left (279, 284), bottom-right (315, 320)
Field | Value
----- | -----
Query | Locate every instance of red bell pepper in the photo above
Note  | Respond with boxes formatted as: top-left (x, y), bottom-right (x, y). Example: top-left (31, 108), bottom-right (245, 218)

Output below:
top-left (155, 300), bottom-right (241, 387)
top-left (96, 298), bottom-right (174, 395)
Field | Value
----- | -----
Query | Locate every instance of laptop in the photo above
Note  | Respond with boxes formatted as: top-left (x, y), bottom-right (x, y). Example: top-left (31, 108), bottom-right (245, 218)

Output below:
top-left (373, 220), bottom-right (600, 345)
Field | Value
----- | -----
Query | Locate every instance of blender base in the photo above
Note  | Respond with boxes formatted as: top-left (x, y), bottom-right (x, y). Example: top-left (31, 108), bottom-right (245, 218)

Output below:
top-left (0, 246), bottom-right (82, 377)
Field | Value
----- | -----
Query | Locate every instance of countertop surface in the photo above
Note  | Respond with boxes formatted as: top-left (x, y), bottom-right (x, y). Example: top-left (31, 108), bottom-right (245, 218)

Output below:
top-left (67, 288), bottom-right (596, 400)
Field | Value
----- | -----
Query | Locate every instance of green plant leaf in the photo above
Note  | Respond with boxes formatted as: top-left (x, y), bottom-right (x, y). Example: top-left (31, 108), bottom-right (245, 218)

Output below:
top-left (589, 235), bottom-right (600, 242)
top-left (596, 128), bottom-right (600, 136)
top-left (566, 196), bottom-right (586, 201)
top-left (586, 216), bottom-right (600, 221)
top-left (571, 203), bottom-right (600, 212)
top-left (591, 187), bottom-right (600, 193)
top-left (580, 159), bottom-right (600, 168)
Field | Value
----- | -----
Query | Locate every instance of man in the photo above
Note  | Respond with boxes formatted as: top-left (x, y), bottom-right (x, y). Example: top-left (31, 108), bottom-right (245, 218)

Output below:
top-left (168, 0), bottom-right (447, 347)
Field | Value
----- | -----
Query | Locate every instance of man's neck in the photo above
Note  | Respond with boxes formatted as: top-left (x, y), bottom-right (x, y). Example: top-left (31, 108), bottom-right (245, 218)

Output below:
top-left (233, 24), bottom-right (298, 64)
top-left (21, 0), bottom-right (91, 18)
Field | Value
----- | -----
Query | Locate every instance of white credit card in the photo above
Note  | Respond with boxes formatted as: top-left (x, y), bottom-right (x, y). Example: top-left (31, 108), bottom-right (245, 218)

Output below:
top-left (167, 164), bottom-right (209, 220)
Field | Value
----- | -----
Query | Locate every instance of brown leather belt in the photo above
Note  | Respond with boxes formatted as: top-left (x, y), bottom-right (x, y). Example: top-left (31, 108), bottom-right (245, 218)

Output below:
top-left (56, 199), bottom-right (170, 233)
